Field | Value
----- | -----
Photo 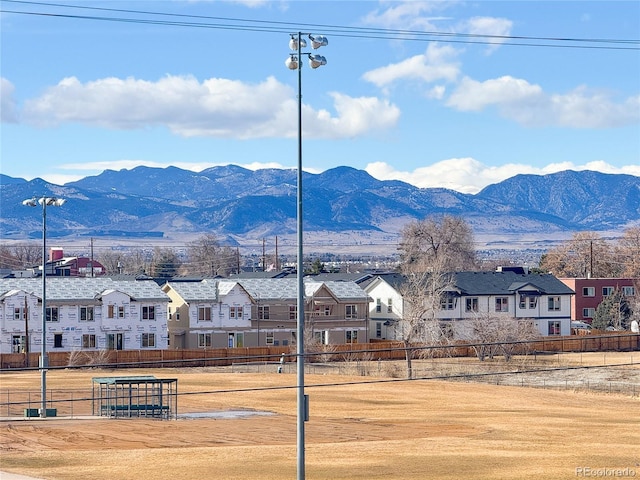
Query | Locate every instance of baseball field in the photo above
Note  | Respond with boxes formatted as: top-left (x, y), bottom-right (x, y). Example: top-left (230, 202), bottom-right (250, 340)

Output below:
top-left (1, 352), bottom-right (638, 480)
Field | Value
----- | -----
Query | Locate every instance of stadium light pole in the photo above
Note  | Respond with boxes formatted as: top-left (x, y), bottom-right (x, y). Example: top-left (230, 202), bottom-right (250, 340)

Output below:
top-left (285, 32), bottom-right (328, 480)
top-left (22, 196), bottom-right (66, 418)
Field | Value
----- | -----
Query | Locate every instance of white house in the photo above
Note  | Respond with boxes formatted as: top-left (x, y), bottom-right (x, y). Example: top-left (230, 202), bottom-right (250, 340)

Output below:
top-left (359, 273), bottom-right (405, 341)
top-left (361, 271), bottom-right (575, 340)
top-left (0, 278), bottom-right (170, 354)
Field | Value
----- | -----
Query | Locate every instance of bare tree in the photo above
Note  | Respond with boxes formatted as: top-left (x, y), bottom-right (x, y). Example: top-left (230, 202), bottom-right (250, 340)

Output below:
top-left (0, 245), bottom-right (22, 269)
top-left (615, 227), bottom-right (640, 277)
top-left (395, 253), bottom-right (455, 378)
top-left (539, 232), bottom-right (619, 278)
top-left (399, 215), bottom-right (477, 273)
top-left (96, 250), bottom-right (127, 275)
top-left (182, 234), bottom-right (236, 277)
top-left (0, 243), bottom-right (42, 269)
top-left (466, 314), bottom-right (538, 362)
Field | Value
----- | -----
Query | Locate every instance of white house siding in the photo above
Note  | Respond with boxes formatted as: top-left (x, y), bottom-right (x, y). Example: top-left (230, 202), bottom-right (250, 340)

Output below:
top-left (363, 278), bottom-right (404, 341)
top-left (362, 272), bottom-right (574, 341)
top-left (0, 278), bottom-right (169, 353)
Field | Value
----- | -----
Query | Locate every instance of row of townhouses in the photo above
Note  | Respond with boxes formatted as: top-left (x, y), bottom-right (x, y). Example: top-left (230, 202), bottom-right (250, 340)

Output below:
top-left (0, 270), bottom-right (592, 354)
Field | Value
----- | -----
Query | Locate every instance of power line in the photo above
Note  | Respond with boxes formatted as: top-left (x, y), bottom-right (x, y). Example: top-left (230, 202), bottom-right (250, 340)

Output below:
top-left (2, 0), bottom-right (639, 51)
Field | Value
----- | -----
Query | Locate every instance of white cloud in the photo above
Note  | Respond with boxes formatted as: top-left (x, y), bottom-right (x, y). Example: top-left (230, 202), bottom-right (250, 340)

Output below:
top-left (363, 43), bottom-right (461, 89)
top-left (365, 158), bottom-right (640, 194)
top-left (447, 76), bottom-right (542, 111)
top-left (447, 76), bottom-right (640, 128)
top-left (0, 77), bottom-right (19, 123)
top-left (20, 75), bottom-right (400, 139)
top-left (361, 1), bottom-right (452, 30)
top-left (459, 16), bottom-right (513, 53)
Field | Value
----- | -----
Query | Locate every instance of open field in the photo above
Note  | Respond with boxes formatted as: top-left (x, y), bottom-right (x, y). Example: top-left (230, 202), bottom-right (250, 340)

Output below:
top-left (1, 352), bottom-right (639, 480)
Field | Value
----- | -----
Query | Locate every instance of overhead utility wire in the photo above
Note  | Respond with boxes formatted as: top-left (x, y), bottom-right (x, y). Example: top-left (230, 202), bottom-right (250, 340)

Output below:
top-left (5, 0), bottom-right (639, 46)
top-left (1, 2), bottom-right (639, 50)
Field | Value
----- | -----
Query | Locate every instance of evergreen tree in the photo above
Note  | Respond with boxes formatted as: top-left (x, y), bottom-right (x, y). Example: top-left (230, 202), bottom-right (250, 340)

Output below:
top-left (592, 289), bottom-right (632, 331)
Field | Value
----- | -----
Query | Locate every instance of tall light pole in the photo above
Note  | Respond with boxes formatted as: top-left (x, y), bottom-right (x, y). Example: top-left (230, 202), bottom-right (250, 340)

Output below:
top-left (22, 196), bottom-right (66, 418)
top-left (285, 32), bottom-right (328, 480)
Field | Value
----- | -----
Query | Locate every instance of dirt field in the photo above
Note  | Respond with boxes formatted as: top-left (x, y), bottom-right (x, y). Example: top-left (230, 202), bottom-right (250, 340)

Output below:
top-left (1, 352), bottom-right (639, 480)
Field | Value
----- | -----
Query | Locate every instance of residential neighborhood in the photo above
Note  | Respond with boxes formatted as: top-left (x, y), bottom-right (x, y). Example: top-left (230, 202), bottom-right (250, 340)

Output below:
top-left (6, 264), bottom-right (636, 354)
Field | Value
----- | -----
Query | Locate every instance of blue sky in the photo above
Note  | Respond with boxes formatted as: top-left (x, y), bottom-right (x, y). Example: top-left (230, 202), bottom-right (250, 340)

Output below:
top-left (1, 0), bottom-right (639, 193)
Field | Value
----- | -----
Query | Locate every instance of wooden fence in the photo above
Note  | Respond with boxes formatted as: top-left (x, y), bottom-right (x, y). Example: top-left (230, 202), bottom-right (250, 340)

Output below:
top-left (1, 333), bottom-right (638, 370)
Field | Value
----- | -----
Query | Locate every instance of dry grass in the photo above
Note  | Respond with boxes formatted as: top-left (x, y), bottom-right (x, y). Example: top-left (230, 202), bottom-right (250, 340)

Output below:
top-left (1, 352), bottom-right (639, 480)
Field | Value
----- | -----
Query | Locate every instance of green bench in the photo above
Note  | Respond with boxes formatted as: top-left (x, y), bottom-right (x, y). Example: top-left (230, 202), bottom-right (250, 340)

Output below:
top-left (24, 408), bottom-right (57, 417)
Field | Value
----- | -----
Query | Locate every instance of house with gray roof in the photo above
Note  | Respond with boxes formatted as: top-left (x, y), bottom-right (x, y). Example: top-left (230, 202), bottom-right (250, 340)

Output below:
top-left (163, 277), bottom-right (370, 348)
top-left (0, 277), bottom-right (169, 354)
top-left (363, 271), bottom-right (575, 340)
top-left (162, 279), bottom-right (253, 349)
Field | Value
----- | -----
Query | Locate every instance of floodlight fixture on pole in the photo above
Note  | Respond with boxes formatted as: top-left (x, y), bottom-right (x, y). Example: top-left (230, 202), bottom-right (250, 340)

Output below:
top-left (22, 196), bottom-right (66, 418)
top-left (285, 31), bottom-right (327, 480)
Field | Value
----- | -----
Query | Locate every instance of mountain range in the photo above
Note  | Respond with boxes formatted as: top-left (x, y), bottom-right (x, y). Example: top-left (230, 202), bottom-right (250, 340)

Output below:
top-left (1, 167), bottom-right (638, 250)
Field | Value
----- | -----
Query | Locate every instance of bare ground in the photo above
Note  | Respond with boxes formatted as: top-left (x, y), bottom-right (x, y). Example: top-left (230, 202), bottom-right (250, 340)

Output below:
top-left (1, 352), bottom-right (639, 480)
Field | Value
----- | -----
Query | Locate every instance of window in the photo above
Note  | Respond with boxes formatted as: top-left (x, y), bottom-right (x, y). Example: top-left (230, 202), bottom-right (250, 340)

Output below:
top-left (53, 333), bottom-right (63, 348)
top-left (314, 330), bottom-right (329, 345)
top-left (230, 306), bottom-right (243, 319)
top-left (345, 305), bottom-right (357, 319)
top-left (548, 296), bottom-right (561, 311)
top-left (258, 306), bottom-right (270, 320)
top-left (80, 306), bottom-right (94, 322)
top-left (622, 286), bottom-right (636, 296)
top-left (495, 298), bottom-right (509, 313)
top-left (13, 307), bottom-right (25, 321)
top-left (582, 287), bottom-right (595, 297)
top-left (118, 306), bottom-right (125, 318)
top-left (266, 332), bottom-right (274, 345)
top-left (519, 295), bottom-right (538, 309)
top-left (198, 333), bottom-right (212, 348)
top-left (465, 298), bottom-right (479, 312)
top-left (602, 287), bottom-right (614, 297)
top-left (106, 333), bottom-right (123, 351)
top-left (440, 297), bottom-right (456, 310)
top-left (375, 298), bottom-right (381, 313)
top-left (375, 322), bottom-right (382, 339)
top-left (289, 305), bottom-right (297, 320)
top-left (548, 321), bottom-right (561, 336)
top-left (387, 298), bottom-right (393, 314)
top-left (141, 333), bottom-right (156, 348)
top-left (12, 335), bottom-right (26, 353)
top-left (198, 306), bottom-right (211, 322)
top-left (346, 330), bottom-right (358, 344)
top-left (315, 305), bottom-right (332, 316)
top-left (142, 306), bottom-right (155, 320)
top-left (82, 334), bottom-right (96, 348)
top-left (107, 305), bottom-right (115, 318)
top-left (582, 308), bottom-right (595, 318)
top-left (46, 307), bottom-right (59, 322)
